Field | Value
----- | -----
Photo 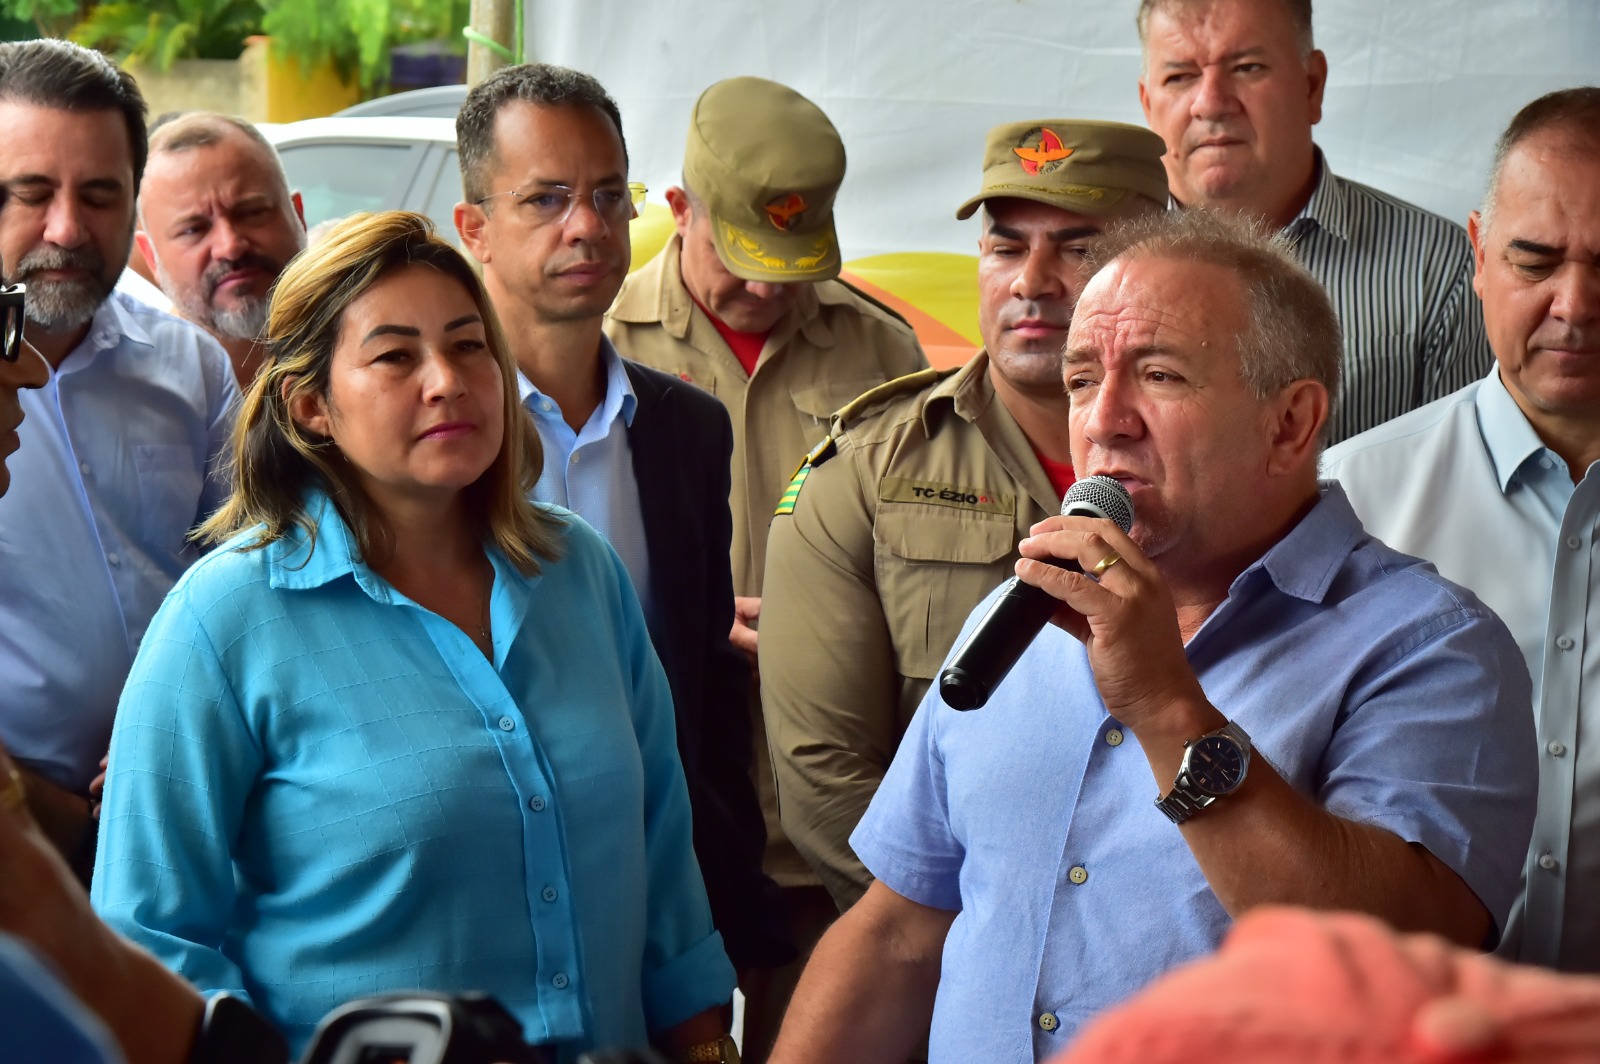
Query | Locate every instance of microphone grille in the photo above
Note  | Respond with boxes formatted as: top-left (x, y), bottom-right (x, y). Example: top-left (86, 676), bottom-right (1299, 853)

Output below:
top-left (1061, 475), bottom-right (1135, 534)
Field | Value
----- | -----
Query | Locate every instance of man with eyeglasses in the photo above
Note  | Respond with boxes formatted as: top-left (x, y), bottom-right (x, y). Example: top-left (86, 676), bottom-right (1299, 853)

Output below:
top-left (603, 79), bottom-right (927, 1060)
top-left (0, 40), bottom-right (238, 879)
top-left (454, 65), bottom-right (790, 1064)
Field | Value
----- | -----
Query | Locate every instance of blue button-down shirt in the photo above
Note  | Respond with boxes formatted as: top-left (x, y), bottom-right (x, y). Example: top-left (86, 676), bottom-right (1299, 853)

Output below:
top-left (0, 292), bottom-right (238, 791)
top-left (853, 485), bottom-right (1537, 1063)
top-left (1325, 369), bottom-right (1600, 971)
top-left (91, 493), bottom-right (734, 1057)
top-left (521, 337), bottom-right (652, 619)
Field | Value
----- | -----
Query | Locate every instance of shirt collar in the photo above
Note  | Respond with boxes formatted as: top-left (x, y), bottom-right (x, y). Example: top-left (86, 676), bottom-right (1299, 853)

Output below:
top-left (517, 334), bottom-right (638, 428)
top-left (266, 489), bottom-right (368, 592)
top-left (1284, 149), bottom-right (1349, 243)
top-left (1475, 367), bottom-right (1553, 493)
top-left (58, 291), bottom-right (156, 372)
top-left (1244, 482), bottom-right (1367, 605)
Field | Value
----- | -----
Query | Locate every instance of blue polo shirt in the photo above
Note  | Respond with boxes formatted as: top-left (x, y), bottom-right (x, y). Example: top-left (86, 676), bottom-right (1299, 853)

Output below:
top-left (91, 492), bottom-right (734, 1057)
top-left (853, 484), bottom-right (1537, 1063)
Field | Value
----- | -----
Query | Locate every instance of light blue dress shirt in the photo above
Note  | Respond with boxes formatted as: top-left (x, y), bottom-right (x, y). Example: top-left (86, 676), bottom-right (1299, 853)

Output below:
top-left (521, 336), bottom-right (653, 620)
top-left (853, 485), bottom-right (1537, 1063)
top-left (0, 933), bottom-right (123, 1064)
top-left (0, 292), bottom-right (238, 791)
top-left (1325, 369), bottom-right (1600, 971)
top-left (90, 493), bottom-right (735, 1057)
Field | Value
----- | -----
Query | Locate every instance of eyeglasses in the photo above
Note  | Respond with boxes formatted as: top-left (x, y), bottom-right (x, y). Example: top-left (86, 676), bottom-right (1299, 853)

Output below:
top-left (474, 182), bottom-right (647, 227)
top-left (0, 282), bottom-right (23, 363)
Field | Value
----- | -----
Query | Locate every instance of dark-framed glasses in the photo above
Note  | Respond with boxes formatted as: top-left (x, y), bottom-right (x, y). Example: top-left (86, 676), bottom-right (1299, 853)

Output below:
top-left (475, 182), bottom-right (647, 227)
top-left (0, 281), bottom-right (23, 363)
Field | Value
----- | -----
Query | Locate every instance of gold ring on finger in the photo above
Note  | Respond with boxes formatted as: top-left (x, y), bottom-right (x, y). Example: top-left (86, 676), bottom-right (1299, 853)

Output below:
top-left (1090, 551), bottom-right (1122, 579)
top-left (0, 766), bottom-right (25, 812)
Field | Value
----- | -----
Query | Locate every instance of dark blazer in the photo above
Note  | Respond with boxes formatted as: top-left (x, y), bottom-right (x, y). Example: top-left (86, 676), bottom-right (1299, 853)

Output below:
top-left (623, 360), bottom-right (794, 970)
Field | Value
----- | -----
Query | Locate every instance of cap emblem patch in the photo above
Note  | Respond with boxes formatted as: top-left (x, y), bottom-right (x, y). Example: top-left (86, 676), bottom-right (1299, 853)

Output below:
top-left (764, 192), bottom-right (808, 231)
top-left (1013, 127), bottom-right (1073, 175)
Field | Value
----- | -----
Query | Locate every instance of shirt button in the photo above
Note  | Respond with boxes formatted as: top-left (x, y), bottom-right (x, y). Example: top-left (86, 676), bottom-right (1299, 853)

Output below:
top-left (541, 400), bottom-right (553, 412)
top-left (570, 452), bottom-right (580, 465)
top-left (498, 716), bottom-right (516, 732)
top-left (1539, 853), bottom-right (1560, 872)
top-left (551, 973), bottom-right (569, 989)
top-left (1556, 636), bottom-right (1576, 651)
top-left (528, 795), bottom-right (547, 811)
top-left (1105, 728), bottom-right (1124, 747)
top-left (106, 552), bottom-right (121, 567)
top-left (1038, 1012), bottom-right (1060, 1032)
top-left (1068, 865), bottom-right (1088, 885)
top-left (1540, 456), bottom-right (1555, 470)
top-left (1549, 741), bottom-right (1568, 757)
top-left (1569, 536), bottom-right (1584, 550)
top-left (79, 461), bottom-right (91, 476)
top-left (541, 885), bottom-right (558, 902)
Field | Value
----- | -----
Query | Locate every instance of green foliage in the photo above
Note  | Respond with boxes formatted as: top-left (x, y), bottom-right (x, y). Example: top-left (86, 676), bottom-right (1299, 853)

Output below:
top-left (69, 0), bottom-right (264, 71)
top-left (261, 0), bottom-right (469, 94)
top-left (0, 0), bottom-right (88, 39)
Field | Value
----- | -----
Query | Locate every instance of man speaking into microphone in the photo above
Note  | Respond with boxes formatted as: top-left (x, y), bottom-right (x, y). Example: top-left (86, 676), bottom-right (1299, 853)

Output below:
top-left (768, 210), bottom-right (1540, 1064)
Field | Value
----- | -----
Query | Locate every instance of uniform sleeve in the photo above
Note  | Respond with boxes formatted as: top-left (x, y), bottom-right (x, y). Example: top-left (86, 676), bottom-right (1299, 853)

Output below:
top-left (1420, 232), bottom-right (1493, 405)
top-left (760, 442), bottom-right (901, 910)
top-left (848, 683), bottom-right (964, 913)
top-left (615, 551), bottom-right (738, 1031)
top-left (89, 593), bottom-right (262, 1004)
top-left (1318, 580), bottom-right (1538, 939)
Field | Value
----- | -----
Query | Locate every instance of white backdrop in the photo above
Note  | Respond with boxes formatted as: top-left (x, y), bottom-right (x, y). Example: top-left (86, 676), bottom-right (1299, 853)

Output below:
top-left (527, 0), bottom-right (1599, 259)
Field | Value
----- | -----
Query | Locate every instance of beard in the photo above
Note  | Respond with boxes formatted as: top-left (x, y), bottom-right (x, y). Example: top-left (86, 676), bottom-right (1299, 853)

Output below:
top-left (13, 244), bottom-right (114, 333)
top-left (159, 251), bottom-right (282, 342)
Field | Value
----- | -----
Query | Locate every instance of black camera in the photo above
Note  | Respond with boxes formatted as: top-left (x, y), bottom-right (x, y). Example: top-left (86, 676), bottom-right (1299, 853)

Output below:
top-left (297, 992), bottom-right (669, 1064)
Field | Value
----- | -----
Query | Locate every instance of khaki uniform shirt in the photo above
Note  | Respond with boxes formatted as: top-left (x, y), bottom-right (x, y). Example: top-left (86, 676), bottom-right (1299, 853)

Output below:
top-left (605, 234), bottom-right (929, 600)
top-left (759, 352), bottom-right (1061, 906)
top-left (606, 235), bottom-right (928, 888)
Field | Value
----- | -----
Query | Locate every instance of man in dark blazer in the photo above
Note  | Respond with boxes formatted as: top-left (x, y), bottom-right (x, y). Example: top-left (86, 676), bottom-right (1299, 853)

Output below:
top-left (454, 63), bottom-right (794, 988)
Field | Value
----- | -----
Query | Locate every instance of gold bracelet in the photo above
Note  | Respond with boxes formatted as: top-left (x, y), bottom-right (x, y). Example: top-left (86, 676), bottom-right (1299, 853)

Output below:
top-left (679, 1035), bottom-right (741, 1064)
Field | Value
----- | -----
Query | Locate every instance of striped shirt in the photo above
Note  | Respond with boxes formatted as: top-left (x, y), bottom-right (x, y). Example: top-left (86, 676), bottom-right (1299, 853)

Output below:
top-left (1282, 152), bottom-right (1493, 443)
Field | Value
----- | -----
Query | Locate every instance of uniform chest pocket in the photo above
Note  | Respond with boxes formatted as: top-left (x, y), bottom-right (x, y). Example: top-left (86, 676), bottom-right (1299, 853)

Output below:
top-left (873, 503), bottom-right (1019, 681)
top-left (791, 379), bottom-right (881, 428)
top-left (134, 443), bottom-right (203, 551)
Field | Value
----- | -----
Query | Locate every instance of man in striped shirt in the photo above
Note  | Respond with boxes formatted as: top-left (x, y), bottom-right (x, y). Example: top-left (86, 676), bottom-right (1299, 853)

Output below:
top-left (1136, 0), bottom-right (1492, 443)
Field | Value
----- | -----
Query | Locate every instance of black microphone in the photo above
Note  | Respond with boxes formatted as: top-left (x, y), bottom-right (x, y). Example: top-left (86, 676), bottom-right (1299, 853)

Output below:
top-left (937, 474), bottom-right (1134, 711)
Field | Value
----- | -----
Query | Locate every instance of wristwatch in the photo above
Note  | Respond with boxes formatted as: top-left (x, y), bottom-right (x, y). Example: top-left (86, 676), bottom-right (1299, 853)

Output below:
top-left (189, 991), bottom-right (289, 1064)
top-left (1154, 721), bottom-right (1252, 825)
top-left (678, 1034), bottom-right (742, 1063)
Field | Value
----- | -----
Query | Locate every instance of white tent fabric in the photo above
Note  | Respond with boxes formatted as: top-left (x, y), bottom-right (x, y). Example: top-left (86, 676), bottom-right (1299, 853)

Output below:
top-left (527, 0), bottom-right (1599, 259)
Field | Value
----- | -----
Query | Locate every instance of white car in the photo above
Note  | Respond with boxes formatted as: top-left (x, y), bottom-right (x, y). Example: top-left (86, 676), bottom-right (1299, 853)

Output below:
top-left (261, 116), bottom-right (465, 245)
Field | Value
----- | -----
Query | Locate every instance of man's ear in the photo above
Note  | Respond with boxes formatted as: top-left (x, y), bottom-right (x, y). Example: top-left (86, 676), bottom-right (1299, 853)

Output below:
top-left (1467, 210), bottom-right (1488, 302)
top-left (456, 201), bottom-right (491, 265)
top-left (284, 376), bottom-right (332, 441)
top-left (665, 186), bottom-right (694, 239)
top-left (1306, 49), bottom-right (1329, 126)
top-left (1266, 379), bottom-right (1328, 476)
top-left (134, 231), bottom-right (157, 276)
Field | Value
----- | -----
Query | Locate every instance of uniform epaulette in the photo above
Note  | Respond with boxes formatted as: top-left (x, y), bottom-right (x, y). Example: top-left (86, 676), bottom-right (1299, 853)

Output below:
top-left (833, 277), bottom-right (914, 330)
top-left (774, 435), bottom-right (837, 516)
top-left (832, 367), bottom-right (957, 427)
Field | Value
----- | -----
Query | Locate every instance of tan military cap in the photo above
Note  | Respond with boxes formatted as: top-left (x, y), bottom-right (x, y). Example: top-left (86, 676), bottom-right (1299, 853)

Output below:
top-left (684, 76), bottom-right (845, 283)
top-left (955, 119), bottom-right (1169, 220)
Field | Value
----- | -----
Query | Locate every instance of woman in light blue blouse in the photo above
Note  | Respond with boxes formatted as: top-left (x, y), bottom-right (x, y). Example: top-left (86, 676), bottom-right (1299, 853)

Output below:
top-left (89, 212), bottom-right (736, 1060)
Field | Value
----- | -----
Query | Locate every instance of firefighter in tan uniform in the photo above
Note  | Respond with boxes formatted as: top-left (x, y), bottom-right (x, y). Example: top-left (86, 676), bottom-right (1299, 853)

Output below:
top-left (760, 120), bottom-right (1170, 913)
top-left (603, 76), bottom-right (926, 1062)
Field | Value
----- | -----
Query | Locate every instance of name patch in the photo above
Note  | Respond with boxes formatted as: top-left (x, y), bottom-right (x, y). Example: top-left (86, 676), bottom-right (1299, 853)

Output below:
top-left (879, 476), bottom-right (1014, 515)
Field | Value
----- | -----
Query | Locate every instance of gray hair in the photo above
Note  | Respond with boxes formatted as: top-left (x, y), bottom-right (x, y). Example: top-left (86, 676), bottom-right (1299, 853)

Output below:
top-left (456, 63), bottom-right (627, 205)
top-left (1480, 86), bottom-right (1600, 235)
top-left (1136, 0), bottom-right (1315, 62)
top-left (139, 111), bottom-right (294, 225)
top-left (1084, 208), bottom-right (1342, 439)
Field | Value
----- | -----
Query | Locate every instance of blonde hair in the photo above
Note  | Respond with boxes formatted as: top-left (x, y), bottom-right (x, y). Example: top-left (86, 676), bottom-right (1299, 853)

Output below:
top-left (198, 210), bottom-right (562, 574)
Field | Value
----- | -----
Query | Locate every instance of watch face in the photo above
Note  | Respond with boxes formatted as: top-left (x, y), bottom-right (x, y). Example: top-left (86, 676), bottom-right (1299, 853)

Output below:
top-left (1187, 735), bottom-right (1246, 795)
